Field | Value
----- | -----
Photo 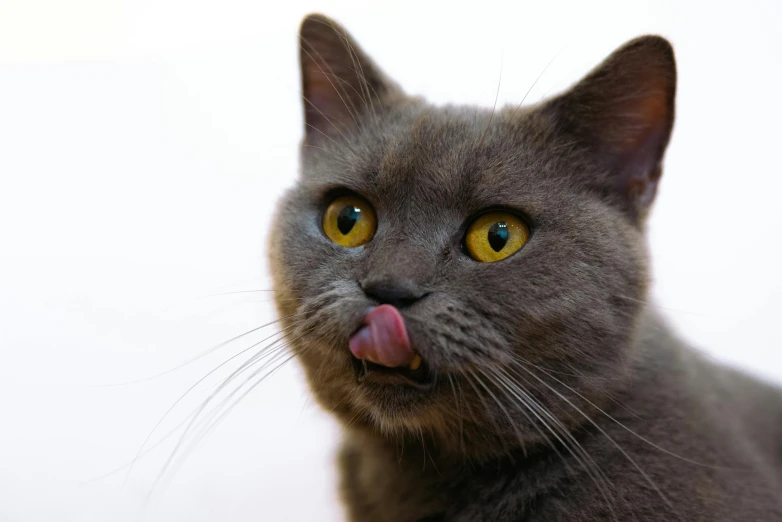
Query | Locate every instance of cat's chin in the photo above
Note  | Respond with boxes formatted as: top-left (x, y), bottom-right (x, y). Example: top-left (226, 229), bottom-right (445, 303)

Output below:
top-left (350, 362), bottom-right (436, 418)
top-left (341, 363), bottom-right (445, 434)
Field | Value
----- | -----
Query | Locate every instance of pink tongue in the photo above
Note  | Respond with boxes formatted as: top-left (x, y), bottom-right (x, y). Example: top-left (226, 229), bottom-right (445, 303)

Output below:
top-left (349, 305), bottom-right (413, 368)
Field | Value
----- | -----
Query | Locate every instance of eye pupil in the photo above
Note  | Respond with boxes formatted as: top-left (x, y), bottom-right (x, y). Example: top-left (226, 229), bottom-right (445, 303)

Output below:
top-left (337, 205), bottom-right (359, 235)
top-left (487, 222), bottom-right (509, 252)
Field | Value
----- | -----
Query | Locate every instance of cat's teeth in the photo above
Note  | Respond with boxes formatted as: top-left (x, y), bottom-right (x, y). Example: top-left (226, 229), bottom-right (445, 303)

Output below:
top-left (408, 355), bottom-right (422, 371)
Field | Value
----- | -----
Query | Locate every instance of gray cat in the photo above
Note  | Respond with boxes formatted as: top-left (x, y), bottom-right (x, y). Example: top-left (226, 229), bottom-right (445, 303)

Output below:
top-left (269, 13), bottom-right (782, 521)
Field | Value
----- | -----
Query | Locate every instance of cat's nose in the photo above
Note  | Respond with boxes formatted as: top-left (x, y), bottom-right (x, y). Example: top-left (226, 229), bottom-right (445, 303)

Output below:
top-left (361, 278), bottom-right (426, 308)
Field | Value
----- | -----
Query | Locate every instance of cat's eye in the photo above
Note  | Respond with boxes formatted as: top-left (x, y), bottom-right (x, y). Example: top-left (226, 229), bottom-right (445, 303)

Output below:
top-left (322, 195), bottom-right (377, 248)
top-left (464, 211), bottom-right (529, 263)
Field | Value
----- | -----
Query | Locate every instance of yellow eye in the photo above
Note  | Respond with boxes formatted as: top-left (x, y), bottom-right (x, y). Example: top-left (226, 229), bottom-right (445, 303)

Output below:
top-left (465, 211), bottom-right (529, 263)
top-left (323, 195), bottom-right (377, 248)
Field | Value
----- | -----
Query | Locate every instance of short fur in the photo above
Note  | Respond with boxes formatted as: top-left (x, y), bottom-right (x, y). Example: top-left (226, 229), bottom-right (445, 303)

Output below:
top-left (269, 14), bottom-right (782, 521)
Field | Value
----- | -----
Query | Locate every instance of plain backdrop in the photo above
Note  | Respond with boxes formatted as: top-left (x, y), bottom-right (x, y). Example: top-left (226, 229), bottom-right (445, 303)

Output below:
top-left (1, 1), bottom-right (781, 521)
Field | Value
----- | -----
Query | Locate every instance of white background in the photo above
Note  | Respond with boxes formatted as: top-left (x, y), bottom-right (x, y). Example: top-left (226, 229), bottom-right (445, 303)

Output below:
top-left (1, 1), bottom-right (780, 521)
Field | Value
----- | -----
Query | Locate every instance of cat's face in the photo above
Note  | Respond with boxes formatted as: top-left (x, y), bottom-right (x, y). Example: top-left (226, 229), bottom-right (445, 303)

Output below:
top-left (270, 15), bottom-right (675, 458)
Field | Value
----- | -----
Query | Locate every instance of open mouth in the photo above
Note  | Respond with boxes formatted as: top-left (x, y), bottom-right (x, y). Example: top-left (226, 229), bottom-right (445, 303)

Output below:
top-left (351, 354), bottom-right (432, 388)
top-left (348, 304), bottom-right (432, 387)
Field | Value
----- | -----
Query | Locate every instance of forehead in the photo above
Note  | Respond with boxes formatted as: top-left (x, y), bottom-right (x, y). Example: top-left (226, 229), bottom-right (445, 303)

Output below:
top-left (303, 103), bottom-right (568, 221)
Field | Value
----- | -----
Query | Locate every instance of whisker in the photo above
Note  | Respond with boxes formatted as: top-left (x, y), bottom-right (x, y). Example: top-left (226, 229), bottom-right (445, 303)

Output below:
top-left (468, 368), bottom-right (526, 462)
top-left (187, 345), bottom-right (300, 448)
top-left (80, 400), bottom-right (205, 485)
top-left (509, 47), bottom-right (563, 120)
top-left (461, 370), bottom-right (515, 460)
top-left (503, 356), bottom-right (644, 420)
top-left (176, 331), bottom-right (309, 452)
top-left (477, 51), bottom-right (504, 149)
top-left (167, 323), bottom-right (315, 448)
top-left (528, 360), bottom-right (740, 471)
top-left (481, 365), bottom-right (592, 484)
top-left (146, 332), bottom-right (312, 505)
top-left (508, 359), bottom-right (684, 520)
top-left (97, 310), bottom-right (306, 387)
top-left (343, 408), bottom-right (367, 431)
top-left (446, 374), bottom-right (467, 457)
top-left (613, 293), bottom-right (725, 319)
top-left (145, 343), bottom-right (302, 513)
top-left (418, 427), bottom-right (427, 472)
top-left (560, 361), bottom-right (643, 420)
top-left (491, 366), bottom-right (617, 518)
top-left (84, 321), bottom-right (303, 485)
top-left (124, 325), bottom-right (300, 482)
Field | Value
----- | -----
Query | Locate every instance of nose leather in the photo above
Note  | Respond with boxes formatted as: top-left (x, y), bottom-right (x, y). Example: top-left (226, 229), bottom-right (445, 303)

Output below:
top-left (361, 278), bottom-right (425, 308)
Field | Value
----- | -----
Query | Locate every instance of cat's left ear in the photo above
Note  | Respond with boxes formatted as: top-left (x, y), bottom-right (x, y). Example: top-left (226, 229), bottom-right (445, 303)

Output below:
top-left (541, 36), bottom-right (676, 221)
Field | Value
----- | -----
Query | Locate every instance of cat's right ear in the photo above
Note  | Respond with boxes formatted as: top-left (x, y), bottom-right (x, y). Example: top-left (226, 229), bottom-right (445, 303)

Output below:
top-left (299, 14), bottom-right (401, 144)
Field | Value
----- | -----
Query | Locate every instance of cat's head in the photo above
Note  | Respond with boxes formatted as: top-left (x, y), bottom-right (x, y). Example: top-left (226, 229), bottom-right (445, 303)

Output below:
top-left (270, 14), bottom-right (675, 459)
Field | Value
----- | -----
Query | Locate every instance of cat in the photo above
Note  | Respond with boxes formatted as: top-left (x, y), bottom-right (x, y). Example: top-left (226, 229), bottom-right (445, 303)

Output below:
top-left (268, 13), bottom-right (782, 521)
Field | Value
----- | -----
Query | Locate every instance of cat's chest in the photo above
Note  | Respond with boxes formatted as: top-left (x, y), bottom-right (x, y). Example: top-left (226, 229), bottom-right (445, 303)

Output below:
top-left (338, 439), bottom-right (450, 521)
top-left (337, 437), bottom-right (548, 522)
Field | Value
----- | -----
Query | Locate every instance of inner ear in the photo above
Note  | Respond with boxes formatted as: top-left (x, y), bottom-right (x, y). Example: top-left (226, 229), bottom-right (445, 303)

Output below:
top-left (299, 14), bottom-right (400, 144)
top-left (542, 36), bottom-right (676, 220)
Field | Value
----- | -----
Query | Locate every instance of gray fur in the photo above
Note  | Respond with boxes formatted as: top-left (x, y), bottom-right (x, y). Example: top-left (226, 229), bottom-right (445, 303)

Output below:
top-left (269, 14), bottom-right (782, 521)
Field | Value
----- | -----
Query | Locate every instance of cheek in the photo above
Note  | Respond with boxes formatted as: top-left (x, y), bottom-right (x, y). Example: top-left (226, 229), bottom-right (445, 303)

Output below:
top-left (297, 346), bottom-right (355, 411)
top-left (276, 213), bottom-right (346, 293)
top-left (458, 224), bottom-right (646, 362)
